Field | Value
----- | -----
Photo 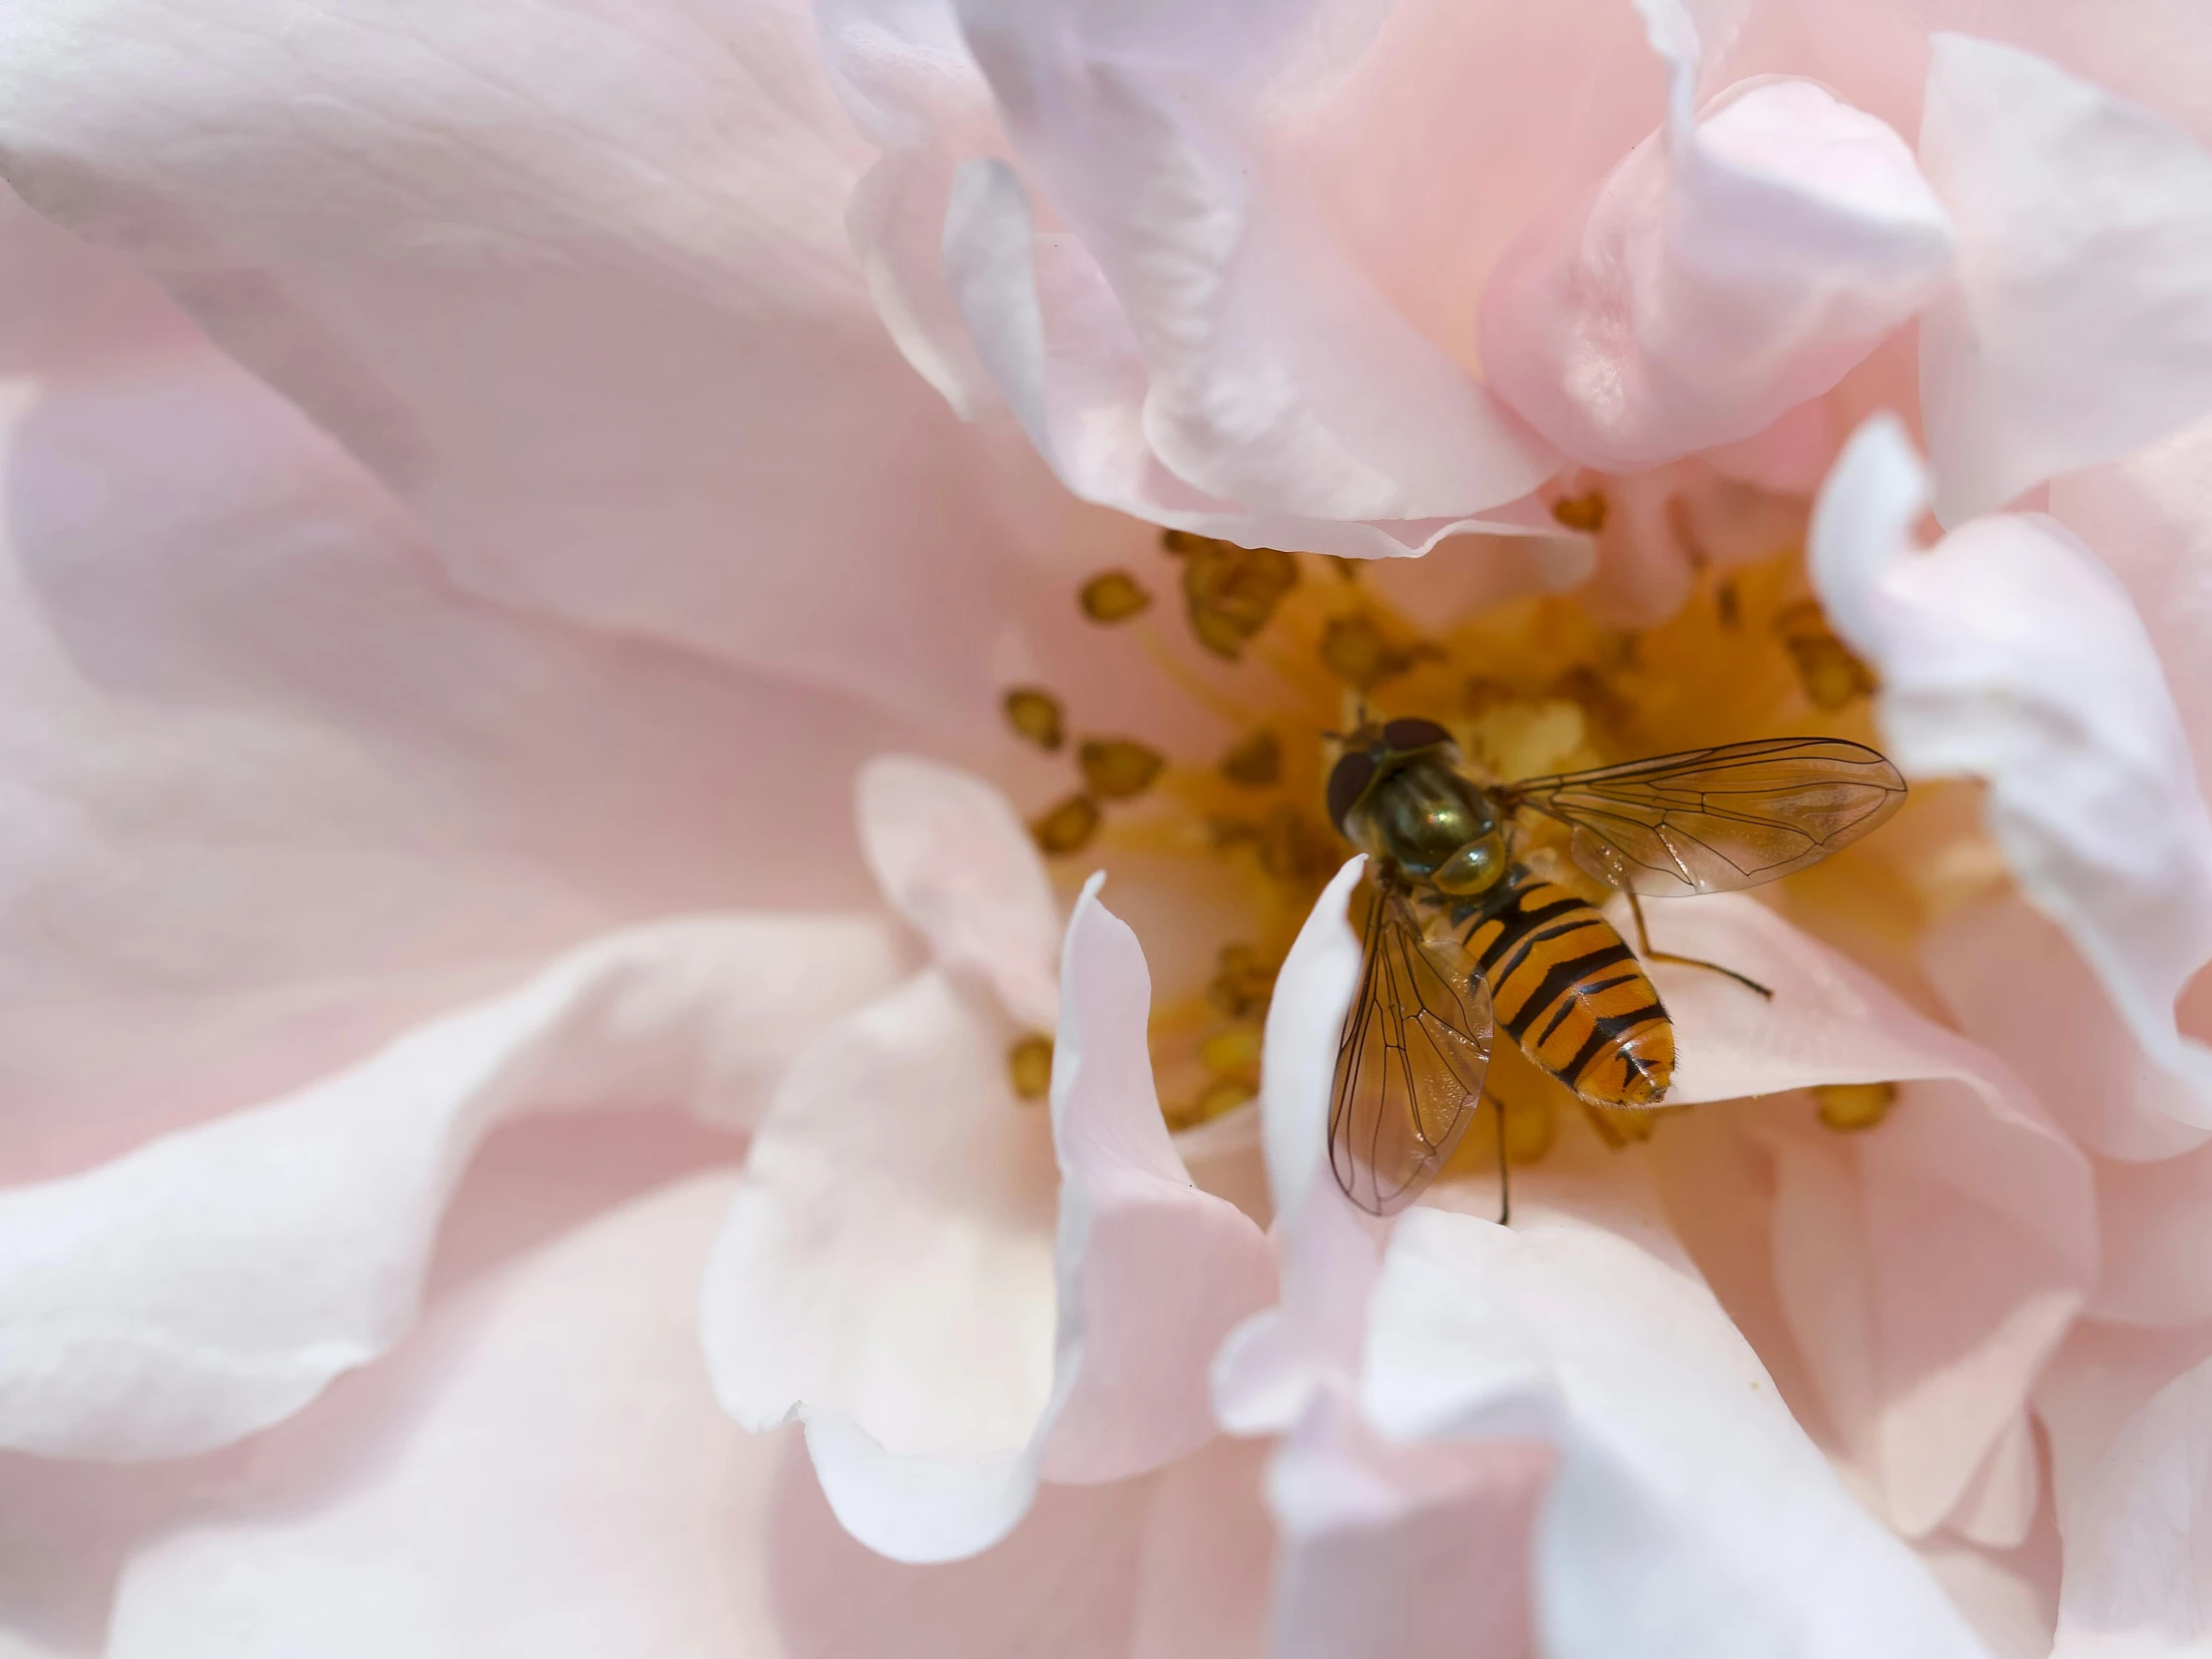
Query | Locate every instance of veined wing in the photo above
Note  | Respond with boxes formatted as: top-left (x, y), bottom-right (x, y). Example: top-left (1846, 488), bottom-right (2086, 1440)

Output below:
top-left (1329, 882), bottom-right (1492, 1216)
top-left (1494, 737), bottom-right (1906, 898)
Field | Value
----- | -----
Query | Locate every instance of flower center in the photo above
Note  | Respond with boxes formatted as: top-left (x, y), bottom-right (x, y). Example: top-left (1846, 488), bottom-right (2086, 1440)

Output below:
top-left (1002, 484), bottom-right (1997, 1170)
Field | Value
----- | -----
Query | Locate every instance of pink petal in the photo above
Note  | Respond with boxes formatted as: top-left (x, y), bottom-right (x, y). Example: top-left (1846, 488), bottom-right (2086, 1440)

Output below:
top-left (2047, 1347), bottom-right (2212, 1657)
top-left (0, 917), bottom-right (900, 1459)
top-left (837, 0), bottom-right (1576, 559)
top-left (1918, 1524), bottom-right (2062, 1659)
top-left (704, 879), bottom-right (1270, 1562)
top-left (819, 0), bottom-right (1004, 418)
top-left (1292, 0), bottom-right (1674, 375)
top-left (2048, 413), bottom-right (2212, 781)
top-left (1646, 890), bottom-right (2093, 1538)
top-left (2033, 1319), bottom-right (2212, 1522)
top-left (1479, 0), bottom-right (1951, 471)
top-left (1266, 1391), bottom-right (1549, 1659)
top-left (1926, 896), bottom-right (2210, 1164)
top-left (966, 0), bottom-right (1559, 521)
top-left (1812, 414), bottom-right (2212, 1129)
top-left (1127, 1437), bottom-right (1274, 1659)
top-left (0, 1448), bottom-right (219, 1655)
top-left (0, 0), bottom-right (1043, 726)
top-left (1919, 34), bottom-right (2212, 525)
top-left (1366, 1202), bottom-right (1992, 1659)
top-left (939, 153), bottom-right (1571, 562)
top-left (98, 1164), bottom-right (792, 1657)
top-left (771, 1439), bottom-right (1159, 1659)
top-left (0, 194), bottom-right (921, 1188)
top-left (858, 756), bottom-right (1063, 1031)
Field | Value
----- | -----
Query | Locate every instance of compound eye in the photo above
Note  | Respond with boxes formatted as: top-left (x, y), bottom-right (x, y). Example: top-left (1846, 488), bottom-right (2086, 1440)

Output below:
top-left (1327, 751), bottom-right (1377, 834)
top-left (1382, 717), bottom-right (1451, 753)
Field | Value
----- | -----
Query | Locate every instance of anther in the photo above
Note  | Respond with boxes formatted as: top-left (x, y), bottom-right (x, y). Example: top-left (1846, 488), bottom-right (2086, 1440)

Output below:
top-left (1580, 1099), bottom-right (1662, 1148)
top-left (1031, 794), bottom-right (1102, 855)
top-left (1320, 612), bottom-right (1438, 692)
top-left (1079, 570), bottom-right (1153, 623)
top-left (1007, 1034), bottom-right (1054, 1101)
top-left (1077, 738), bottom-right (1165, 802)
top-left (1161, 530), bottom-right (1299, 660)
top-left (1182, 1076), bottom-right (1257, 1126)
top-left (1219, 729), bottom-right (1282, 789)
top-left (1003, 687), bottom-right (1065, 751)
top-left (1198, 1025), bottom-right (1264, 1075)
top-left (1551, 491), bottom-right (1608, 533)
top-left (1208, 942), bottom-right (1275, 1020)
top-left (1813, 1081), bottom-right (1897, 1132)
top-left (1776, 600), bottom-right (1877, 710)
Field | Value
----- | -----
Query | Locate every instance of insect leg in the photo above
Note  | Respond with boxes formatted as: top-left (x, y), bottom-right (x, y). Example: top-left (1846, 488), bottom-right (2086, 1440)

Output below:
top-left (1626, 889), bottom-right (1775, 1000)
top-left (1485, 1088), bottom-right (1511, 1227)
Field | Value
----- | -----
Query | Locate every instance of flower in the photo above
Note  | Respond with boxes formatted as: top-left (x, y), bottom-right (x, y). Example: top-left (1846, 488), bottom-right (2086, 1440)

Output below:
top-left (2, 0), bottom-right (2212, 1656)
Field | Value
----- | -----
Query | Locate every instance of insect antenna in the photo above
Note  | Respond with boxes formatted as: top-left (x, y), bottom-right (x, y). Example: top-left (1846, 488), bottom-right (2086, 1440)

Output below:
top-left (1322, 701), bottom-right (1375, 747)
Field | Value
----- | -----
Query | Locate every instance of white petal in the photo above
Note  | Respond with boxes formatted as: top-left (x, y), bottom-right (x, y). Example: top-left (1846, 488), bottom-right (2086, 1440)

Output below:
top-left (1366, 1204), bottom-right (1993, 1659)
top-left (1811, 414), bottom-right (2212, 1128)
top-left (857, 756), bottom-right (1062, 1030)
top-left (704, 881), bottom-right (1270, 1562)
top-left (1479, 0), bottom-right (1952, 470)
top-left (699, 967), bottom-right (1057, 1560)
top-left (1039, 880), bottom-right (1277, 1483)
top-left (0, 916), bottom-right (897, 1460)
top-left (1919, 34), bottom-right (2212, 525)
top-left (1212, 856), bottom-right (1381, 1438)
top-left (1258, 856), bottom-right (1366, 1223)
top-left (100, 1169), bottom-right (789, 1658)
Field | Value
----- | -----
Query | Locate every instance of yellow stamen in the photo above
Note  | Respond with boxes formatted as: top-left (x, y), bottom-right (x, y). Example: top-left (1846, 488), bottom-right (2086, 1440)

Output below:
top-left (1003, 687), bottom-right (1065, 751)
top-left (1080, 570), bottom-right (1153, 623)
top-left (1776, 599), bottom-right (1877, 710)
top-left (1219, 729), bottom-right (1282, 789)
top-left (1161, 530), bottom-right (1300, 661)
top-left (1551, 491), bottom-right (1608, 532)
top-left (1173, 1076), bottom-right (1258, 1130)
top-left (1077, 738), bottom-right (1166, 802)
top-left (1208, 942), bottom-right (1276, 1020)
top-left (1198, 1025), bottom-right (1264, 1075)
top-left (1814, 1081), bottom-right (1898, 1132)
top-left (1031, 794), bottom-right (1102, 855)
top-left (1319, 611), bottom-right (1440, 691)
top-left (1007, 1034), bottom-right (1054, 1101)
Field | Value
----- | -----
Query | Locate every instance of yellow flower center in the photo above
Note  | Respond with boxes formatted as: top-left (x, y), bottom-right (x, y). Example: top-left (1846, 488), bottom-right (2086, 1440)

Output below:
top-left (1003, 487), bottom-right (2005, 1174)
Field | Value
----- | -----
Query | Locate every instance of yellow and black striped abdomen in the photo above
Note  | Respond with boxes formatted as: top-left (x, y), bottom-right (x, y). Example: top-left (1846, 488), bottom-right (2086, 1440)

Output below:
top-left (1462, 871), bottom-right (1675, 1107)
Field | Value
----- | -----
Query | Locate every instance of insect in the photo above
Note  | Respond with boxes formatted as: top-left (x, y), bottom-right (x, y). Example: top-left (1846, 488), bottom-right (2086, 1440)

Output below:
top-left (1325, 719), bottom-right (1906, 1219)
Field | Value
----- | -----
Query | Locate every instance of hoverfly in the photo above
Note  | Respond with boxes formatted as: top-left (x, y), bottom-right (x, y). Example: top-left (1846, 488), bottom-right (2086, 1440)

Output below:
top-left (1325, 720), bottom-right (1906, 1219)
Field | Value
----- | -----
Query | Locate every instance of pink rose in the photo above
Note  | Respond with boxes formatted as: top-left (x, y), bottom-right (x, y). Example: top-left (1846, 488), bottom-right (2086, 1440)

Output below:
top-left (1, 0), bottom-right (2210, 1655)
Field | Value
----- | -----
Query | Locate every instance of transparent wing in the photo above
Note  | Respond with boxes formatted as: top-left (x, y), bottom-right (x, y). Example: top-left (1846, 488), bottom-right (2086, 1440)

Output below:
top-left (1329, 885), bottom-right (1493, 1216)
top-left (1495, 737), bottom-right (1907, 897)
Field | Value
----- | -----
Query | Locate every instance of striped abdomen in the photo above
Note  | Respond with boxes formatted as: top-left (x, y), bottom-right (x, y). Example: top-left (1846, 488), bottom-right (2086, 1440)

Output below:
top-left (1462, 869), bottom-right (1674, 1107)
